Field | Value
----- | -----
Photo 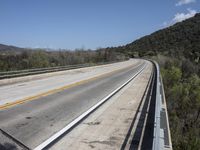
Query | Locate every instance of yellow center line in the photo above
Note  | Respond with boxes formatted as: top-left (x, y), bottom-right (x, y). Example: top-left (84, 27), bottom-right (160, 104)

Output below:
top-left (0, 63), bottom-right (141, 110)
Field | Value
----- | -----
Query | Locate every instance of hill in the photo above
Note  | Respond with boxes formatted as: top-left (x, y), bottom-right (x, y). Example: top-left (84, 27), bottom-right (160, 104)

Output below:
top-left (115, 13), bottom-right (200, 64)
top-left (0, 44), bottom-right (25, 52)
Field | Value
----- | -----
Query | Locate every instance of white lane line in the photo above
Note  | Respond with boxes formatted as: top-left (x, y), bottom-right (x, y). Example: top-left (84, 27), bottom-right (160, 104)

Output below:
top-left (34, 62), bottom-right (147, 150)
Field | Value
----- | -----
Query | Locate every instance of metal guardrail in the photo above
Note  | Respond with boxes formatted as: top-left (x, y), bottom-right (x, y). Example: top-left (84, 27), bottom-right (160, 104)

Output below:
top-left (0, 64), bottom-right (89, 75)
top-left (0, 64), bottom-right (91, 79)
top-left (0, 61), bottom-right (121, 79)
top-left (152, 61), bottom-right (172, 150)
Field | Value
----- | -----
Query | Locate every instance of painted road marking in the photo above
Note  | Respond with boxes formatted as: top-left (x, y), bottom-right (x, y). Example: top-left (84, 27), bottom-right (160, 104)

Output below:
top-left (0, 63), bottom-right (143, 110)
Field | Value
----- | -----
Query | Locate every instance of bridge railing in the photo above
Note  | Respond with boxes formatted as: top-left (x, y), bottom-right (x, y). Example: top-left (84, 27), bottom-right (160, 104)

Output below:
top-left (0, 61), bottom-right (121, 79)
top-left (152, 61), bottom-right (172, 150)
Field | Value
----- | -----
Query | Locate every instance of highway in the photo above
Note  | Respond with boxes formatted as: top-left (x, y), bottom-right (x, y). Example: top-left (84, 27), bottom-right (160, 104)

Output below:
top-left (0, 60), bottom-right (140, 106)
top-left (0, 59), bottom-right (148, 149)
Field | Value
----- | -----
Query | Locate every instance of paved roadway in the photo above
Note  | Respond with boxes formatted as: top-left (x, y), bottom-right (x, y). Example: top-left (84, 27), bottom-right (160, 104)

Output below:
top-left (0, 60), bottom-right (147, 149)
top-left (0, 60), bottom-right (140, 106)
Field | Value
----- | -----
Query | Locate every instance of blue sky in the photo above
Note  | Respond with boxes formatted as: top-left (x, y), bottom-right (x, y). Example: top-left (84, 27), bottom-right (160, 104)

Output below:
top-left (0, 0), bottom-right (199, 50)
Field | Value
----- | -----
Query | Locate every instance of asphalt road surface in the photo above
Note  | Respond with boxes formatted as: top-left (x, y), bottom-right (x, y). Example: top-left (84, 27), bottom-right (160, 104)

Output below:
top-left (0, 60), bottom-right (146, 149)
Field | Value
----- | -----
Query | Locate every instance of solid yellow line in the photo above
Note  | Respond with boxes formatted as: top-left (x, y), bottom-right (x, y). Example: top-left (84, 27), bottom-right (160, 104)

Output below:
top-left (0, 64), bottom-right (136, 110)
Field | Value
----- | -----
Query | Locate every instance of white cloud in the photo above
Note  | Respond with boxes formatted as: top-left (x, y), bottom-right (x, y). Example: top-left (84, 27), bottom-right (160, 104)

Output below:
top-left (162, 21), bottom-right (168, 27)
top-left (161, 8), bottom-right (197, 27)
top-left (176, 0), bottom-right (196, 6)
top-left (172, 8), bottom-right (197, 23)
top-left (161, 21), bottom-right (171, 28)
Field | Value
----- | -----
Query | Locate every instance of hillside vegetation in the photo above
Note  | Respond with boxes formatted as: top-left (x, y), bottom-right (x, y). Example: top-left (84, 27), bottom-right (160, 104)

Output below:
top-left (0, 47), bottom-right (126, 71)
top-left (115, 13), bottom-right (200, 65)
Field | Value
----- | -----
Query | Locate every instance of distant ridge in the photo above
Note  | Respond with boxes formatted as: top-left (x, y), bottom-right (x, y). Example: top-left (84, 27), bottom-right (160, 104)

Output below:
top-left (0, 44), bottom-right (25, 52)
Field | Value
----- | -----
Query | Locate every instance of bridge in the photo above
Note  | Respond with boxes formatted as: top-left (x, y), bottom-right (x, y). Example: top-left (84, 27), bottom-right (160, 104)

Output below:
top-left (0, 59), bottom-right (172, 150)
